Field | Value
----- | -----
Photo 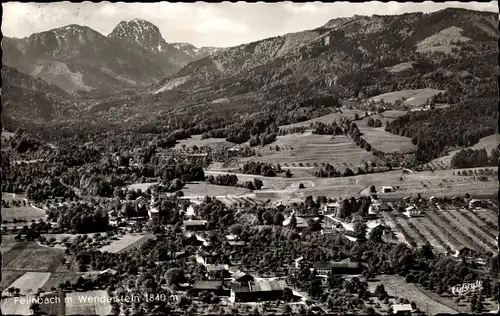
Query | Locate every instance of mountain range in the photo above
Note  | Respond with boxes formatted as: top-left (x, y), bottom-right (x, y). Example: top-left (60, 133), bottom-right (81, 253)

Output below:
top-left (2, 8), bottom-right (498, 131)
top-left (2, 19), bottom-right (223, 96)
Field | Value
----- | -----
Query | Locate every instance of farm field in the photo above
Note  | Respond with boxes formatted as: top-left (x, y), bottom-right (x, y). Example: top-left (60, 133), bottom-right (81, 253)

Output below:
top-left (278, 109), bottom-right (367, 130)
top-left (368, 274), bottom-right (459, 315)
top-left (2, 193), bottom-right (47, 221)
top-left (382, 207), bottom-right (498, 254)
top-left (41, 272), bottom-right (87, 292)
top-left (368, 88), bottom-right (444, 107)
top-left (384, 62), bottom-right (414, 73)
top-left (239, 132), bottom-right (385, 169)
top-left (359, 127), bottom-right (416, 153)
top-left (174, 134), bottom-right (236, 150)
top-left (125, 182), bottom-right (158, 191)
top-left (182, 182), bottom-right (251, 197)
top-left (64, 290), bottom-right (112, 315)
top-left (1, 295), bottom-right (34, 315)
top-left (2, 272), bottom-right (51, 296)
top-left (2, 242), bottom-right (65, 272)
top-left (279, 109), bottom-right (407, 131)
top-left (425, 134), bottom-right (500, 170)
top-left (204, 167), bottom-right (497, 202)
top-left (99, 233), bottom-right (152, 253)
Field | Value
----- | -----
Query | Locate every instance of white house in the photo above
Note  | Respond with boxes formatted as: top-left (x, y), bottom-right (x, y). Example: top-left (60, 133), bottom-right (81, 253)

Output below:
top-left (148, 207), bottom-right (160, 220)
top-left (404, 206), bottom-right (421, 218)
top-left (381, 186), bottom-right (394, 193)
top-left (321, 202), bottom-right (340, 216)
top-left (391, 304), bottom-right (413, 314)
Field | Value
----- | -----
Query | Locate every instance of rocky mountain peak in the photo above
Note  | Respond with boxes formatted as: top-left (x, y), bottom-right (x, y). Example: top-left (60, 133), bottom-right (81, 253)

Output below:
top-left (108, 19), bottom-right (169, 53)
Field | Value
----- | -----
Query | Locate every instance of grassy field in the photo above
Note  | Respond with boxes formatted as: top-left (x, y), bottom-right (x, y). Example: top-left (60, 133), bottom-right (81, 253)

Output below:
top-left (384, 62), bottom-right (414, 73)
top-left (0, 271), bottom-right (26, 293)
top-left (182, 182), bottom-right (251, 197)
top-left (99, 233), bottom-right (152, 253)
top-left (279, 109), bottom-right (368, 130)
top-left (41, 272), bottom-right (86, 292)
top-left (1, 295), bottom-right (33, 315)
top-left (174, 134), bottom-right (235, 150)
top-left (2, 272), bottom-right (51, 296)
top-left (368, 274), bottom-right (458, 315)
top-left (368, 88), bottom-right (444, 107)
top-left (425, 134), bottom-right (500, 170)
top-left (202, 167), bottom-right (497, 203)
top-left (125, 182), bottom-right (158, 191)
top-left (279, 110), bottom-right (408, 130)
top-left (64, 290), bottom-right (112, 315)
top-left (359, 127), bottom-right (416, 153)
top-left (2, 242), bottom-right (65, 272)
top-left (2, 193), bottom-right (47, 221)
top-left (240, 132), bottom-right (385, 169)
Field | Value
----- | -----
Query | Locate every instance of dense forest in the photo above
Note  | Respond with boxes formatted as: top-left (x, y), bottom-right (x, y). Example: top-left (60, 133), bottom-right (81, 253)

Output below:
top-left (386, 97), bottom-right (497, 164)
top-left (450, 148), bottom-right (499, 169)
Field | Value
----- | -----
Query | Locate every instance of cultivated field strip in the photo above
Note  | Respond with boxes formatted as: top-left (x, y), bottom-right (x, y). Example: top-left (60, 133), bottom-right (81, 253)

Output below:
top-left (413, 218), bottom-right (452, 252)
top-left (460, 209), bottom-right (498, 232)
top-left (2, 272), bottom-right (51, 295)
top-left (432, 211), bottom-right (490, 253)
top-left (424, 212), bottom-right (465, 251)
top-left (473, 209), bottom-right (499, 228)
top-left (380, 213), bottom-right (412, 246)
top-left (454, 209), bottom-right (497, 241)
top-left (406, 219), bottom-right (431, 244)
top-left (396, 218), bottom-right (427, 246)
top-left (442, 210), bottom-right (497, 251)
top-left (384, 212), bottom-right (417, 247)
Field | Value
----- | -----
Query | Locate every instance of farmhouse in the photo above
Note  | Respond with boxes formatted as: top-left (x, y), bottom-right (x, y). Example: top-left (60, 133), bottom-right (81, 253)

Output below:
top-left (148, 207), bottom-right (160, 220)
top-left (368, 205), bottom-right (378, 219)
top-left (183, 219), bottom-right (208, 231)
top-left (404, 206), bottom-right (421, 218)
top-left (381, 186), bottom-right (394, 193)
top-left (284, 215), bottom-right (309, 229)
top-left (191, 280), bottom-right (230, 296)
top-left (457, 247), bottom-right (484, 263)
top-left (100, 268), bottom-right (117, 276)
top-left (228, 280), bottom-right (286, 303)
top-left (469, 199), bottom-right (490, 209)
top-left (206, 264), bottom-right (230, 279)
top-left (227, 240), bottom-right (246, 247)
top-left (321, 202), bottom-right (340, 216)
top-left (231, 271), bottom-right (254, 283)
top-left (377, 203), bottom-right (392, 212)
top-left (195, 249), bottom-right (219, 265)
top-left (391, 304), bottom-right (414, 315)
top-left (311, 261), bottom-right (362, 275)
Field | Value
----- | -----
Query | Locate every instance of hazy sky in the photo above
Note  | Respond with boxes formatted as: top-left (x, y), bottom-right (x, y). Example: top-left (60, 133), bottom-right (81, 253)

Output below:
top-left (2, 1), bottom-right (498, 47)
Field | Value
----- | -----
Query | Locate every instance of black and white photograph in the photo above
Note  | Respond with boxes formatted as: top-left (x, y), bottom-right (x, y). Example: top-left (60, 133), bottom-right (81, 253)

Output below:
top-left (1, 1), bottom-right (499, 315)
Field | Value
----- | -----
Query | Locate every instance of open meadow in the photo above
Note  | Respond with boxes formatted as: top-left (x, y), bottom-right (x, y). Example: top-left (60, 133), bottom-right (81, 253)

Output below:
top-left (368, 88), bottom-right (444, 107)
top-left (240, 132), bottom-right (385, 169)
top-left (174, 134), bottom-right (236, 150)
top-left (98, 233), bottom-right (152, 253)
top-left (2, 272), bottom-right (51, 296)
top-left (2, 242), bottom-right (65, 272)
top-left (1, 295), bottom-right (34, 315)
top-left (2, 193), bottom-right (47, 222)
top-left (64, 290), bottom-right (113, 315)
top-left (368, 274), bottom-right (458, 315)
top-left (182, 182), bottom-right (251, 197)
top-left (359, 127), bottom-right (416, 153)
